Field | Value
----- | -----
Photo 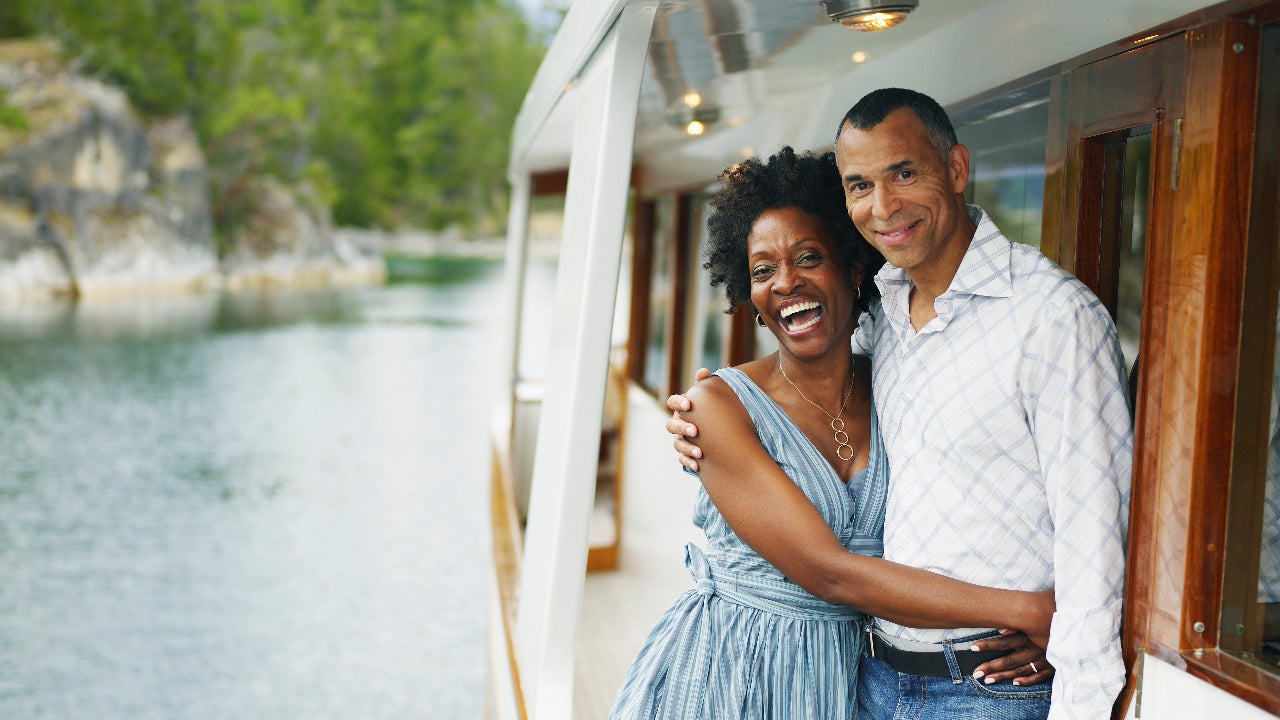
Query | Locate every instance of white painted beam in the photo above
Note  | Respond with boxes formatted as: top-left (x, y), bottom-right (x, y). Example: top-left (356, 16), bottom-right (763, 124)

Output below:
top-left (498, 172), bottom-right (532, 436)
top-left (509, 0), bottom-right (630, 175)
top-left (514, 4), bottom-right (659, 718)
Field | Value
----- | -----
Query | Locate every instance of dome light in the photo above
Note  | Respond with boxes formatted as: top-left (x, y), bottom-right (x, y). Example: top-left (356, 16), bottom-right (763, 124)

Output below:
top-left (821, 1), bottom-right (918, 32)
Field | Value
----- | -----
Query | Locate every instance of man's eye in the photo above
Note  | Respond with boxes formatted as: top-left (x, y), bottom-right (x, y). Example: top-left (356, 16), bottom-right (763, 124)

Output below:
top-left (849, 182), bottom-right (870, 194)
top-left (896, 170), bottom-right (915, 181)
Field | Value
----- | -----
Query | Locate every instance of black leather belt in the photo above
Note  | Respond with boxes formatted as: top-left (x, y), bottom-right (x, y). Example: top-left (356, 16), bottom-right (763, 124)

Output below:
top-left (866, 632), bottom-right (1007, 678)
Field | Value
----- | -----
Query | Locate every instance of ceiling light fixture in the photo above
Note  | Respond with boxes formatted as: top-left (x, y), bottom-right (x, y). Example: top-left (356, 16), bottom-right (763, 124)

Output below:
top-left (821, 0), bottom-right (918, 32)
top-left (669, 105), bottom-right (721, 136)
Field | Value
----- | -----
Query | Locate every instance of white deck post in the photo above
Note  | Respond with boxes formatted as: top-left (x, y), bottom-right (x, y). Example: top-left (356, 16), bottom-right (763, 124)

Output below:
top-left (515, 3), bottom-right (658, 718)
top-left (497, 172), bottom-right (532, 435)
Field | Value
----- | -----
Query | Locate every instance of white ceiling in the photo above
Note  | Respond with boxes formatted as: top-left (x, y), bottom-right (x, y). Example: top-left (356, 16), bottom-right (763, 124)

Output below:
top-left (519, 0), bottom-right (1220, 193)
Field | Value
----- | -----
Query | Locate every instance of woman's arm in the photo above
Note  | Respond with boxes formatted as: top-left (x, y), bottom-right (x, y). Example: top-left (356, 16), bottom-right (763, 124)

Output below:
top-left (686, 379), bottom-right (1054, 647)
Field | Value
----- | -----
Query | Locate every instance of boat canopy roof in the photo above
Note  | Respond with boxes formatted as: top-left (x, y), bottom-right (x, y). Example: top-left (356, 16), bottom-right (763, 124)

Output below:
top-left (512, 0), bottom-right (1218, 194)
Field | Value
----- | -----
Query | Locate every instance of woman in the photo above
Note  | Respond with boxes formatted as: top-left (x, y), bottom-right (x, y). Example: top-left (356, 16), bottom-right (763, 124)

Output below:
top-left (609, 148), bottom-right (1052, 719)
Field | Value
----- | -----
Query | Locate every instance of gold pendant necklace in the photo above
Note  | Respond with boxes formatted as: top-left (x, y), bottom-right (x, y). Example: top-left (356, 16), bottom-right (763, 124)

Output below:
top-left (778, 356), bottom-right (856, 461)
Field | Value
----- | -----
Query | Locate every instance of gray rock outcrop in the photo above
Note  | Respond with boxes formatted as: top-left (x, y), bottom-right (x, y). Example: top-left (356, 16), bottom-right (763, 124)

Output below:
top-left (0, 40), bottom-right (218, 299)
top-left (220, 175), bottom-right (385, 290)
top-left (0, 39), bottom-right (385, 300)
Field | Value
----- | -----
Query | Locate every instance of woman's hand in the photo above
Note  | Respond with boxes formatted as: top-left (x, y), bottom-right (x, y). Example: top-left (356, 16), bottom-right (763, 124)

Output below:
top-left (1020, 588), bottom-right (1055, 650)
top-left (970, 629), bottom-right (1055, 686)
top-left (665, 368), bottom-right (713, 471)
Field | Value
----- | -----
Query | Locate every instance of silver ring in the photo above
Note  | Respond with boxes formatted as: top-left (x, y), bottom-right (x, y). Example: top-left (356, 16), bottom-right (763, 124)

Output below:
top-left (1029, 661), bottom-right (1038, 673)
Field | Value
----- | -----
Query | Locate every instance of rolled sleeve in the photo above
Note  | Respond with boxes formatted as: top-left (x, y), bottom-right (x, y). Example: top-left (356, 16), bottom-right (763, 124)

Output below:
top-left (1031, 298), bottom-right (1133, 720)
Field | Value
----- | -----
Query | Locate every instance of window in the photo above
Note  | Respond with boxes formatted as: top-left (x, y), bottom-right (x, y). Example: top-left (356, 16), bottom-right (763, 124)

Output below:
top-left (687, 193), bottom-right (731, 379)
top-left (1221, 16), bottom-right (1280, 681)
top-left (642, 196), bottom-right (676, 394)
top-left (955, 84), bottom-right (1050, 249)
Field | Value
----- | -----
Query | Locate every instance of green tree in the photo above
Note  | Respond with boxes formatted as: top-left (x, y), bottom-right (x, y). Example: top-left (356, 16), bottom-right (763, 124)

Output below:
top-left (1, 0), bottom-right (545, 239)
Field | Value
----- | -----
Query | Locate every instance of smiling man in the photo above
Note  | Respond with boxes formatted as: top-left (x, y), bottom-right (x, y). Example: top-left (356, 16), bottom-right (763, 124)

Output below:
top-left (834, 88), bottom-right (1132, 720)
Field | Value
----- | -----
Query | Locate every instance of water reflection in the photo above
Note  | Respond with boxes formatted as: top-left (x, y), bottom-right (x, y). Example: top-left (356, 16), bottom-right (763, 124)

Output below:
top-left (0, 277), bottom-right (485, 342)
top-left (0, 293), bottom-right (221, 341)
top-left (0, 261), bottom-right (503, 719)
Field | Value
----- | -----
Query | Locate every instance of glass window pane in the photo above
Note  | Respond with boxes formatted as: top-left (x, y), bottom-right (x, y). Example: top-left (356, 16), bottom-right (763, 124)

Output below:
top-left (688, 195), bottom-right (729, 377)
top-left (956, 89), bottom-right (1049, 249)
top-left (642, 197), bottom-right (676, 394)
top-left (1116, 135), bottom-right (1150, 374)
top-left (518, 195), bottom-right (564, 382)
top-left (1221, 18), bottom-right (1280, 678)
top-left (1262, 339), bottom-right (1280, 666)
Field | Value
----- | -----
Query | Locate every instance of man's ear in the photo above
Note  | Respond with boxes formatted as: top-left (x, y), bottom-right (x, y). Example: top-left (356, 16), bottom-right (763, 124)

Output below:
top-left (948, 143), bottom-right (970, 195)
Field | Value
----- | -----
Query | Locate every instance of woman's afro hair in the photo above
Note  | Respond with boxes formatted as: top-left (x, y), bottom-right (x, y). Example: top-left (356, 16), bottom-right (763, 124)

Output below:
top-left (703, 146), bottom-right (883, 314)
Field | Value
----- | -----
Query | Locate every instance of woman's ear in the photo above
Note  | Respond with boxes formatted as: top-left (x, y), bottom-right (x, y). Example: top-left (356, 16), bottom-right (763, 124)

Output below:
top-left (850, 262), bottom-right (865, 293)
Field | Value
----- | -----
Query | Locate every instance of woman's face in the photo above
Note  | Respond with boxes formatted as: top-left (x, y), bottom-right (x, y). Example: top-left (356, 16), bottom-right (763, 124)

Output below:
top-left (747, 206), bottom-right (862, 359)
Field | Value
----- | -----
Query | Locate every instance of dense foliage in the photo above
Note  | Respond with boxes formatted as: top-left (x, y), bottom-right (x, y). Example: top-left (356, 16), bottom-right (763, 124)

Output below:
top-left (0, 0), bottom-right (546, 234)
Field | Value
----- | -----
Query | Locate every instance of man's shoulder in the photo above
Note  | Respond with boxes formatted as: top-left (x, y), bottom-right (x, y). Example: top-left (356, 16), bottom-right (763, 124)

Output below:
top-left (1008, 244), bottom-right (1108, 316)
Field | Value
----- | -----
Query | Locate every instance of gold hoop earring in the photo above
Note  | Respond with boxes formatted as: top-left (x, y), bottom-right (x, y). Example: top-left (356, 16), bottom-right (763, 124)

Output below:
top-left (855, 286), bottom-right (861, 301)
top-left (755, 313), bottom-right (767, 327)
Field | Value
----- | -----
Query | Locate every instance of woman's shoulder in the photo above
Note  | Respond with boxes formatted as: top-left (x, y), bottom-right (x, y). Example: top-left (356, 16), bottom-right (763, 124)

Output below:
top-left (684, 362), bottom-right (770, 428)
top-left (682, 371), bottom-right (737, 421)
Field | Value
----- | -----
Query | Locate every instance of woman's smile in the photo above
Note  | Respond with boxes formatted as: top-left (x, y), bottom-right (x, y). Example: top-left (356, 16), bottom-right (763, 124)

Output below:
top-left (778, 299), bottom-right (826, 334)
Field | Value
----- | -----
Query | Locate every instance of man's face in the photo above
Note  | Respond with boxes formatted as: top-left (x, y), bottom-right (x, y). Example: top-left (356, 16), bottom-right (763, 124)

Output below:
top-left (834, 107), bottom-right (970, 279)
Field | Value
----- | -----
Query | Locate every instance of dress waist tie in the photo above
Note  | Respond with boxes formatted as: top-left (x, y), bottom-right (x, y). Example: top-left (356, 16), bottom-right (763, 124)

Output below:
top-left (684, 543), bottom-right (861, 621)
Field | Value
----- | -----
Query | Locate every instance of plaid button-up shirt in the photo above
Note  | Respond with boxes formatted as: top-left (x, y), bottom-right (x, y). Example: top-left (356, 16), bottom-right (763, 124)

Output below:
top-left (854, 205), bottom-right (1133, 720)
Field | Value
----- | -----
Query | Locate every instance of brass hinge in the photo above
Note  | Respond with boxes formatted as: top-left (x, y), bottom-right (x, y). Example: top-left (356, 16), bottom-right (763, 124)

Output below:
top-left (1171, 119), bottom-right (1183, 191)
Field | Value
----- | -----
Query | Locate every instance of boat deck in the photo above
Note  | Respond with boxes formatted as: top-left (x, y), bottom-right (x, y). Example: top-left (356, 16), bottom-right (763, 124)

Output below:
top-left (573, 388), bottom-right (703, 717)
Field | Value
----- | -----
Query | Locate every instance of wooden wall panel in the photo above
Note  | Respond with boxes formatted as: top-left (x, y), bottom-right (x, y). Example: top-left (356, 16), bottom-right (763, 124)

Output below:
top-left (1042, 8), bottom-right (1278, 715)
top-left (1132, 16), bottom-right (1260, 657)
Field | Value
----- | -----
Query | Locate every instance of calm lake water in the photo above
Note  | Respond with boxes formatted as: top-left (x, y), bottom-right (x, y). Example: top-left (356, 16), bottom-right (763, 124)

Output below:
top-left (0, 257), bottom-right (506, 719)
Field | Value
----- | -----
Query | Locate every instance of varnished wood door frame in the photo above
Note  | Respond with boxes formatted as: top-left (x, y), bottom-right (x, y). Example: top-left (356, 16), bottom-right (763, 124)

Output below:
top-left (1044, 7), bottom-right (1280, 716)
top-left (1044, 36), bottom-right (1186, 717)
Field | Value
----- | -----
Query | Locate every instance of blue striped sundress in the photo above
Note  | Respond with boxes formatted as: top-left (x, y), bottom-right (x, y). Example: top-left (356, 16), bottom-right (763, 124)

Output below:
top-left (610, 366), bottom-right (889, 720)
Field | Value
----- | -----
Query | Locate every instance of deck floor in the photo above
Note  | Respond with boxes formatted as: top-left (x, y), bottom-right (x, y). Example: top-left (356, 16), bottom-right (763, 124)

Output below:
top-left (574, 542), bottom-right (692, 717)
top-left (573, 391), bottom-right (703, 717)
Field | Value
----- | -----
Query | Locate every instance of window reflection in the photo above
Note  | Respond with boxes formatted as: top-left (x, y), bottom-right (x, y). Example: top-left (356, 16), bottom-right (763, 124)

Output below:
top-left (643, 197), bottom-right (676, 394)
top-left (1222, 19), bottom-right (1280, 676)
top-left (688, 195), bottom-right (728, 378)
top-left (1262, 307), bottom-right (1280, 665)
top-left (518, 195), bottom-right (564, 382)
top-left (1115, 135), bottom-right (1150, 374)
top-left (956, 91), bottom-right (1049, 249)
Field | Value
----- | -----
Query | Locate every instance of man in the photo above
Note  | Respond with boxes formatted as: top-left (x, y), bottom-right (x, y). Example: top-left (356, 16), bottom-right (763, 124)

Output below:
top-left (667, 88), bottom-right (1132, 719)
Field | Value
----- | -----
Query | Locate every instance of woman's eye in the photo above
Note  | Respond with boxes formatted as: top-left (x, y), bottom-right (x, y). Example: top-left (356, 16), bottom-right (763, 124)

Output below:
top-left (751, 266), bottom-right (773, 280)
top-left (798, 253), bottom-right (822, 266)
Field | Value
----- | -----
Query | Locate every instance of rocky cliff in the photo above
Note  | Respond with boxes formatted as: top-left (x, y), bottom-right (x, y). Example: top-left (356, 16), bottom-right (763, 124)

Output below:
top-left (0, 40), bottom-right (384, 300)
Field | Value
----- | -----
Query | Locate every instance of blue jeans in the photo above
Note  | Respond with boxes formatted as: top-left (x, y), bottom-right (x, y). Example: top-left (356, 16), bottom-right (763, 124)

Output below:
top-left (856, 633), bottom-right (1051, 720)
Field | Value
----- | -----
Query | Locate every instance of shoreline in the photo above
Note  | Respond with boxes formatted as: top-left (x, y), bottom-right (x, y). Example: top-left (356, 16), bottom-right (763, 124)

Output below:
top-left (338, 228), bottom-right (560, 262)
top-left (0, 231), bottom-right (558, 304)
